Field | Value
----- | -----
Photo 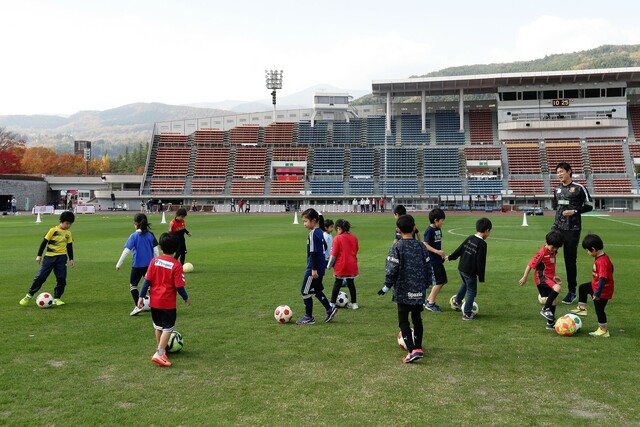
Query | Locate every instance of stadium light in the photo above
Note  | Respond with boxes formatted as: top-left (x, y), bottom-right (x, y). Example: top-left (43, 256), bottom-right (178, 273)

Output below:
top-left (265, 69), bottom-right (283, 122)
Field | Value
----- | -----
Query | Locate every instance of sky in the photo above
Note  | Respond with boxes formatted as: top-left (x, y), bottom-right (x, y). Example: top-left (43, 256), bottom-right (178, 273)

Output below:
top-left (2, 0), bottom-right (640, 116)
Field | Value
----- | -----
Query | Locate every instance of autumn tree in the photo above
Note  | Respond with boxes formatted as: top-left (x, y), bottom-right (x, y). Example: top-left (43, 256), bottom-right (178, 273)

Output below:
top-left (53, 153), bottom-right (86, 175)
top-left (0, 127), bottom-right (26, 174)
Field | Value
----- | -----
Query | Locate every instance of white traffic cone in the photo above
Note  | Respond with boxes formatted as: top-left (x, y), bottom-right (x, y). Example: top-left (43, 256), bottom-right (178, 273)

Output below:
top-left (161, 211), bottom-right (167, 224)
top-left (521, 212), bottom-right (528, 227)
top-left (35, 213), bottom-right (42, 223)
top-left (293, 211), bottom-right (299, 225)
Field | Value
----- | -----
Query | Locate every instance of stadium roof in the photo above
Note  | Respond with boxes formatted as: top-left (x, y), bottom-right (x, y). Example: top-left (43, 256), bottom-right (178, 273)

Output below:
top-left (371, 67), bottom-right (640, 97)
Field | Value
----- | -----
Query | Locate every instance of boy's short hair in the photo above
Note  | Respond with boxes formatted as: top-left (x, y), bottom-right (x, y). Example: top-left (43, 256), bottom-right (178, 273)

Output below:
top-left (59, 211), bottom-right (75, 223)
top-left (159, 232), bottom-right (179, 255)
top-left (581, 233), bottom-right (604, 251)
top-left (393, 205), bottom-right (407, 216)
top-left (429, 208), bottom-right (446, 224)
top-left (546, 231), bottom-right (564, 248)
top-left (176, 208), bottom-right (188, 217)
top-left (475, 217), bottom-right (492, 233)
top-left (396, 214), bottom-right (415, 234)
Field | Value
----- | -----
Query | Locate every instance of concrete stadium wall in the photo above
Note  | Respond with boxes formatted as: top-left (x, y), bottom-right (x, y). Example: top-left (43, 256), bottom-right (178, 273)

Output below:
top-left (0, 177), bottom-right (49, 212)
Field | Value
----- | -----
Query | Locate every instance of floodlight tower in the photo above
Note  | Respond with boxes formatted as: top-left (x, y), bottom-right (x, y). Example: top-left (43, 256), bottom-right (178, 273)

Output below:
top-left (265, 69), bottom-right (283, 122)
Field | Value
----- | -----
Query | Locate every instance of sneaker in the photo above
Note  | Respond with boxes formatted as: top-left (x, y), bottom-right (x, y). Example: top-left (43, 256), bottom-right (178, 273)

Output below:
top-left (151, 352), bottom-right (172, 366)
top-left (589, 328), bottom-right (610, 338)
top-left (19, 294), bottom-right (33, 306)
top-left (462, 312), bottom-right (476, 321)
top-left (540, 308), bottom-right (555, 322)
top-left (130, 306), bottom-right (144, 316)
top-left (295, 315), bottom-right (316, 325)
top-left (561, 292), bottom-right (577, 305)
top-left (347, 303), bottom-right (359, 310)
top-left (53, 298), bottom-right (65, 306)
top-left (425, 302), bottom-right (442, 312)
top-left (451, 298), bottom-right (462, 311)
top-left (569, 307), bottom-right (588, 316)
top-left (325, 306), bottom-right (338, 323)
top-left (546, 323), bottom-right (555, 330)
top-left (402, 349), bottom-right (423, 363)
top-left (411, 348), bottom-right (424, 359)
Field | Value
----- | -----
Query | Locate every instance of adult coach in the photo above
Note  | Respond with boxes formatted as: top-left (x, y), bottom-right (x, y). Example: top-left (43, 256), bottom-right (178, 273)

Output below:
top-left (551, 162), bottom-right (593, 305)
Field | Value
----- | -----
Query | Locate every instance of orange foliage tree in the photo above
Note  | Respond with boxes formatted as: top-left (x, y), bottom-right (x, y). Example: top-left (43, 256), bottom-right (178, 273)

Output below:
top-left (20, 147), bottom-right (84, 175)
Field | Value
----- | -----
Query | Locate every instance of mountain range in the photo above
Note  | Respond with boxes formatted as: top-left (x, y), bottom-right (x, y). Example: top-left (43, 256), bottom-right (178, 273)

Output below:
top-left (0, 84), bottom-right (368, 153)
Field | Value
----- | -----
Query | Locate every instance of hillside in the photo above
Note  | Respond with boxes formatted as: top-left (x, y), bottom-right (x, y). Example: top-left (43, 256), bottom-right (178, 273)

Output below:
top-left (352, 44), bottom-right (640, 105)
top-left (0, 103), bottom-right (233, 156)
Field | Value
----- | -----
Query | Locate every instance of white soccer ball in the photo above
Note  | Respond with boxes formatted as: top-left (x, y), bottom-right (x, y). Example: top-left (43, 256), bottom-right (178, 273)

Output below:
top-left (183, 262), bottom-right (194, 273)
top-left (538, 294), bottom-right (548, 305)
top-left (142, 296), bottom-right (151, 311)
top-left (336, 291), bottom-right (349, 307)
top-left (397, 329), bottom-right (415, 350)
top-left (36, 292), bottom-right (54, 308)
top-left (566, 313), bottom-right (583, 332)
top-left (274, 305), bottom-right (293, 324)
top-left (461, 300), bottom-right (479, 315)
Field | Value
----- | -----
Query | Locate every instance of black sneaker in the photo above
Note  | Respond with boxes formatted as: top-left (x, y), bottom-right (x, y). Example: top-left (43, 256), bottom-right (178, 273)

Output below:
top-left (324, 306), bottom-right (338, 323)
top-left (540, 308), bottom-right (555, 322)
top-left (546, 323), bottom-right (555, 330)
top-left (561, 292), bottom-right (577, 305)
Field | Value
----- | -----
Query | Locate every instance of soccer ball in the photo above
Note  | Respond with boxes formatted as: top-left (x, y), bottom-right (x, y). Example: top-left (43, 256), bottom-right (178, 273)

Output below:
top-left (274, 305), bottom-right (293, 323)
top-left (166, 331), bottom-right (183, 353)
top-left (336, 291), bottom-right (349, 307)
top-left (554, 316), bottom-right (577, 337)
top-left (397, 329), bottom-right (415, 350)
top-left (450, 295), bottom-right (461, 311)
top-left (142, 296), bottom-right (151, 311)
top-left (565, 313), bottom-right (583, 332)
top-left (36, 292), bottom-right (54, 308)
top-left (461, 300), bottom-right (479, 315)
top-left (538, 294), bottom-right (548, 305)
top-left (183, 262), bottom-right (194, 273)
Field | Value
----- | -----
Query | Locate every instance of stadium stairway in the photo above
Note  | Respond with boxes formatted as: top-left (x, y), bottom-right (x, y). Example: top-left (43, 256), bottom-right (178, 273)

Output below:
top-left (622, 143), bottom-right (638, 189)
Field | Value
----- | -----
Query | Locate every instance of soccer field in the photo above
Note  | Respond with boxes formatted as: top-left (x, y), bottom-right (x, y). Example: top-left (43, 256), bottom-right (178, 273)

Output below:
top-left (2, 211), bottom-right (639, 426)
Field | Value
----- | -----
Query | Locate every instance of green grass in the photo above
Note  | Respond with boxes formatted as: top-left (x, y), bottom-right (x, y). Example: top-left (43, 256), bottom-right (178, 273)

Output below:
top-left (1, 211), bottom-right (639, 426)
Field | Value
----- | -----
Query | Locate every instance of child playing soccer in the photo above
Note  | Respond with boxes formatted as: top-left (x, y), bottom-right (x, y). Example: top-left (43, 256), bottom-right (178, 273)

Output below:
top-left (116, 213), bottom-right (159, 316)
top-left (138, 232), bottom-right (191, 367)
top-left (378, 214), bottom-right (432, 363)
top-left (393, 205), bottom-right (419, 243)
top-left (295, 208), bottom-right (338, 325)
top-left (168, 208), bottom-right (192, 265)
top-left (19, 211), bottom-right (75, 306)
top-left (448, 217), bottom-right (492, 320)
top-left (328, 219), bottom-right (360, 309)
top-left (569, 234), bottom-right (614, 337)
top-left (424, 208), bottom-right (447, 312)
top-left (518, 231), bottom-right (564, 329)
top-left (323, 219), bottom-right (334, 263)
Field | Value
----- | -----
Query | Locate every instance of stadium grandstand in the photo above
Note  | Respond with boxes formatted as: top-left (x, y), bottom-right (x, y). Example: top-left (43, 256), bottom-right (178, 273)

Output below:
top-left (140, 68), bottom-right (640, 212)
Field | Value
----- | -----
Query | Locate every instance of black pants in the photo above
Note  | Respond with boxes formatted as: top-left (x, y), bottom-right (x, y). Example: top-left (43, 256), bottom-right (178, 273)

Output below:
top-left (174, 240), bottom-right (187, 265)
top-left (577, 282), bottom-right (609, 324)
top-left (559, 229), bottom-right (581, 293)
top-left (397, 303), bottom-right (424, 352)
top-left (331, 278), bottom-right (356, 304)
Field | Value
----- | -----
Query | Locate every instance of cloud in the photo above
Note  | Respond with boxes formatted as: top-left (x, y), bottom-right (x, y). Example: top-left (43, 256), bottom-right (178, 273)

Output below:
top-left (489, 15), bottom-right (640, 63)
